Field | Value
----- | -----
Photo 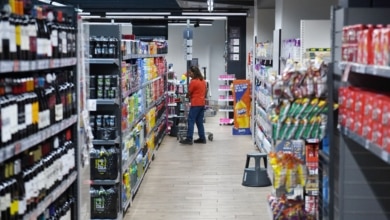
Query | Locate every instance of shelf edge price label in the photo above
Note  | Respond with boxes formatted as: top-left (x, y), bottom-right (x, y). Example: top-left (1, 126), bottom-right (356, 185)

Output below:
top-left (88, 99), bottom-right (97, 111)
top-left (381, 151), bottom-right (388, 162)
top-left (365, 140), bottom-right (369, 149)
top-left (14, 142), bottom-right (22, 155)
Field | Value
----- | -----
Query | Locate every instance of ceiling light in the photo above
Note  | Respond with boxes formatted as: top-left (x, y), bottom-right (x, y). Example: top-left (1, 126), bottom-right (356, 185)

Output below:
top-left (79, 12), bottom-right (90, 16)
top-left (168, 23), bottom-right (212, 27)
top-left (81, 15), bottom-right (101, 19)
top-left (106, 12), bottom-right (170, 16)
top-left (182, 12), bottom-right (247, 16)
top-left (105, 16), bottom-right (165, 19)
top-left (168, 16), bottom-right (226, 20)
top-left (51, 1), bottom-right (66, 6)
top-left (207, 0), bottom-right (214, 12)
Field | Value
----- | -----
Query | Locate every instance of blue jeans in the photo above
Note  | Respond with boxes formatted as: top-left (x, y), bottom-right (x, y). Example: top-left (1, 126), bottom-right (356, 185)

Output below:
top-left (187, 106), bottom-right (206, 141)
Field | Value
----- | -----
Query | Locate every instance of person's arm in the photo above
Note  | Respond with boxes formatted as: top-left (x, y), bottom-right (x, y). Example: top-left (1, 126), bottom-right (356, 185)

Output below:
top-left (188, 80), bottom-right (195, 98)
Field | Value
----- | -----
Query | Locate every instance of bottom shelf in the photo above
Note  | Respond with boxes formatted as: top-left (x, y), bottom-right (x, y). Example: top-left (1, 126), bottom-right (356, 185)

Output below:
top-left (219, 118), bottom-right (234, 125)
top-left (23, 171), bottom-right (78, 220)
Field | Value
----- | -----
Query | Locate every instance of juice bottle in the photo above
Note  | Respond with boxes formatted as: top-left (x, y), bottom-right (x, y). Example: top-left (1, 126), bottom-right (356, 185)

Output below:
top-left (235, 99), bottom-right (249, 128)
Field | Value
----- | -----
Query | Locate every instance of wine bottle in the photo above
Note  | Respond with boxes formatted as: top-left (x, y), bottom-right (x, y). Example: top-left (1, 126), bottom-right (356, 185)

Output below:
top-left (21, 15), bottom-right (29, 60)
top-left (28, 15), bottom-right (37, 60)
top-left (47, 10), bottom-right (58, 59)
top-left (55, 85), bottom-right (63, 122)
top-left (2, 10), bottom-right (11, 60)
top-left (9, 12), bottom-right (17, 60)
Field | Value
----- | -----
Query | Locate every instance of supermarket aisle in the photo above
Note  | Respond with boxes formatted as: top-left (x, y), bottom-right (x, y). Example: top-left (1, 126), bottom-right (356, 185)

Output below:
top-left (125, 114), bottom-right (272, 220)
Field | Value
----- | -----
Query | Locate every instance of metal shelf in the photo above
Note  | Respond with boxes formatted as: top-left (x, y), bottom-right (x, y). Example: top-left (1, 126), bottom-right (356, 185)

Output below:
top-left (92, 137), bottom-right (119, 145)
top-left (319, 150), bottom-right (329, 164)
top-left (122, 53), bottom-right (166, 60)
top-left (131, 151), bottom-right (155, 196)
top-left (122, 147), bottom-right (143, 173)
top-left (339, 126), bottom-right (390, 164)
top-left (339, 62), bottom-right (390, 78)
top-left (218, 99), bottom-right (234, 102)
top-left (90, 176), bottom-right (120, 185)
top-left (87, 58), bottom-right (119, 65)
top-left (256, 56), bottom-right (273, 60)
top-left (23, 171), bottom-right (77, 220)
top-left (0, 115), bottom-right (78, 163)
top-left (218, 88), bottom-right (231, 91)
top-left (96, 98), bottom-right (119, 105)
top-left (0, 57), bottom-right (77, 74)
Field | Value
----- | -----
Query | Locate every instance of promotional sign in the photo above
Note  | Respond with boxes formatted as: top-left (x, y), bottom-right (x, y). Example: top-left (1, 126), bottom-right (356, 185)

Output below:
top-left (232, 80), bottom-right (251, 135)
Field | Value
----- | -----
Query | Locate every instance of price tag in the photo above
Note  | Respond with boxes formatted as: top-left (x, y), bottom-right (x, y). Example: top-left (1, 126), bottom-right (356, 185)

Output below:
top-left (37, 60), bottom-right (45, 70)
top-left (88, 99), bottom-right (97, 111)
top-left (20, 61), bottom-right (30, 71)
top-left (13, 60), bottom-right (20, 71)
top-left (30, 61), bottom-right (37, 70)
top-left (381, 151), bottom-right (388, 162)
top-left (0, 149), bottom-right (4, 162)
top-left (14, 142), bottom-right (22, 155)
top-left (0, 61), bottom-right (14, 73)
top-left (342, 63), bottom-right (351, 82)
top-left (365, 140), bottom-right (370, 149)
top-left (5, 145), bottom-right (13, 159)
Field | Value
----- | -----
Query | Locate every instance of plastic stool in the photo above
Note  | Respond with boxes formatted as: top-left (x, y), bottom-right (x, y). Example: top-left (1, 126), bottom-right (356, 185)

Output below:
top-left (242, 152), bottom-right (271, 187)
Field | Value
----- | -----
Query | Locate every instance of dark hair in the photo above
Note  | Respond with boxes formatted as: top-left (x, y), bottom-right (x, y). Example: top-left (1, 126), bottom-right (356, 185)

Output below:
top-left (190, 66), bottom-right (204, 81)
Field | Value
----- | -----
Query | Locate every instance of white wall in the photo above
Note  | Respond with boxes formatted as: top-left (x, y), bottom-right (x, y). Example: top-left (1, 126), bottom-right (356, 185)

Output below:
top-left (281, 0), bottom-right (336, 40)
top-left (246, 17), bottom-right (254, 79)
top-left (257, 9), bottom-right (275, 42)
top-left (166, 20), bottom-right (226, 100)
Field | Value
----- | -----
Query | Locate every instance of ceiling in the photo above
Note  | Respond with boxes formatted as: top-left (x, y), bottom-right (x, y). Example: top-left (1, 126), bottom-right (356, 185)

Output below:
top-left (58, 0), bottom-right (275, 13)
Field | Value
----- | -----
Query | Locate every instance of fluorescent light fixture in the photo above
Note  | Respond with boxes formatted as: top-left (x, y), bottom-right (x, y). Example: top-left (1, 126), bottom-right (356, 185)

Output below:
top-left (106, 12), bottom-right (170, 16)
top-left (168, 23), bottom-right (212, 26)
top-left (182, 12), bottom-right (247, 16)
top-left (105, 16), bottom-right (165, 19)
top-left (79, 12), bottom-right (90, 16)
top-left (168, 16), bottom-right (226, 20)
top-left (81, 15), bottom-right (101, 19)
top-left (38, 0), bottom-right (50, 3)
top-left (51, 1), bottom-right (65, 6)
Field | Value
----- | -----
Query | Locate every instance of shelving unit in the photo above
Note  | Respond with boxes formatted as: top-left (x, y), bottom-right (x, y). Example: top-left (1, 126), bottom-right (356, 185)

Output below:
top-left (218, 74), bottom-right (235, 125)
top-left (327, 7), bottom-right (390, 220)
top-left (0, 3), bottom-right (79, 220)
top-left (85, 23), bottom-right (168, 219)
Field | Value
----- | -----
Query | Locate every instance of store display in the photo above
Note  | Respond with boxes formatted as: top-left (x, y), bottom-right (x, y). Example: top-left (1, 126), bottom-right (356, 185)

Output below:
top-left (86, 23), bottom-right (168, 217)
top-left (0, 2), bottom-right (78, 220)
top-left (342, 23), bottom-right (390, 66)
top-left (268, 195), bottom-right (316, 220)
top-left (90, 185), bottom-right (119, 219)
top-left (218, 74), bottom-right (235, 125)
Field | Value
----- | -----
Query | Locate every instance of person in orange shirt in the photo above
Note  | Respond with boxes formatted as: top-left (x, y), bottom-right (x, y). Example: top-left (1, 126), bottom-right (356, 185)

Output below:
top-left (180, 66), bottom-right (207, 145)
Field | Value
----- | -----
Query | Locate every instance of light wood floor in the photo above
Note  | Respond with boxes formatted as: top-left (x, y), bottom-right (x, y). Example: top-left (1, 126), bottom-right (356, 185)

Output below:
top-left (125, 114), bottom-right (271, 220)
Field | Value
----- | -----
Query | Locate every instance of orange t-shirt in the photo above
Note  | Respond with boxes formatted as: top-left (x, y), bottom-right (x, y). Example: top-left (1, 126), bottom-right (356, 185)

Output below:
top-left (189, 78), bottom-right (206, 106)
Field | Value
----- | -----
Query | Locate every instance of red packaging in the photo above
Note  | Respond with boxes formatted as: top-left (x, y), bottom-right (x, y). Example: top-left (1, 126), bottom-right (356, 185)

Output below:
top-left (338, 87), bottom-right (349, 109)
top-left (363, 92), bottom-right (375, 118)
top-left (381, 27), bottom-right (390, 66)
top-left (362, 25), bottom-right (374, 65)
top-left (339, 107), bottom-right (347, 127)
top-left (371, 122), bottom-right (383, 146)
top-left (372, 27), bottom-right (383, 65)
top-left (343, 26), bottom-right (349, 43)
top-left (362, 118), bottom-right (373, 139)
top-left (346, 111), bottom-right (355, 130)
top-left (382, 97), bottom-right (390, 128)
top-left (354, 91), bottom-right (366, 115)
top-left (345, 87), bottom-right (355, 110)
top-left (357, 30), bottom-right (365, 63)
top-left (371, 95), bottom-right (384, 123)
top-left (383, 128), bottom-right (390, 151)
top-left (354, 114), bottom-right (364, 136)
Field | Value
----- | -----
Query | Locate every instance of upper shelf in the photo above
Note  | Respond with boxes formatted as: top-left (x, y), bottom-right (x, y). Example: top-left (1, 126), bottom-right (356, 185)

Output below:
top-left (0, 58), bottom-right (77, 74)
top-left (339, 62), bottom-right (390, 78)
top-left (0, 115), bottom-right (78, 164)
top-left (339, 125), bottom-right (390, 165)
top-left (87, 58), bottom-right (119, 65)
top-left (122, 54), bottom-right (166, 60)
